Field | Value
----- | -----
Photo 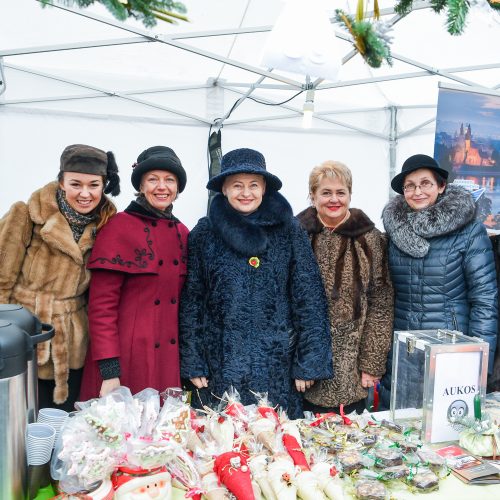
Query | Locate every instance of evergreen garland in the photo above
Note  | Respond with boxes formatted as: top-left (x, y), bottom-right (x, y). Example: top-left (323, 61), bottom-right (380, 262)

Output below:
top-left (488, 0), bottom-right (500, 10)
top-left (335, 9), bottom-right (393, 68)
top-left (41, 0), bottom-right (188, 27)
top-left (395, 0), bottom-right (477, 35)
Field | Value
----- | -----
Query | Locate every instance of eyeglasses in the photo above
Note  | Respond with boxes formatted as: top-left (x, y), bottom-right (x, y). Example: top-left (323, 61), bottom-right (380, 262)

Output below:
top-left (403, 180), bottom-right (435, 194)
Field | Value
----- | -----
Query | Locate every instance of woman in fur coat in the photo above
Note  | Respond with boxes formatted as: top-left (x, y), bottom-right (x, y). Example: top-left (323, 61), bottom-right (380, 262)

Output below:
top-left (179, 148), bottom-right (333, 418)
top-left (380, 154), bottom-right (498, 409)
top-left (0, 145), bottom-right (120, 410)
top-left (297, 161), bottom-right (394, 415)
top-left (80, 146), bottom-right (189, 400)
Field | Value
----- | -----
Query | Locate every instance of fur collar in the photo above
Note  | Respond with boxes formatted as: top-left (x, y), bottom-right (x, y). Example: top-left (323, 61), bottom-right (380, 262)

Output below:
top-left (28, 181), bottom-right (96, 264)
top-left (296, 207), bottom-right (375, 237)
top-left (382, 185), bottom-right (475, 258)
top-left (209, 191), bottom-right (293, 255)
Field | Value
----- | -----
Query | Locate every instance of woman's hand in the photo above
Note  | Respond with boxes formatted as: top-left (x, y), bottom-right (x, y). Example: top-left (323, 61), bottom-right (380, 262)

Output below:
top-left (361, 372), bottom-right (379, 388)
top-left (190, 377), bottom-right (208, 389)
top-left (295, 379), bottom-right (315, 392)
top-left (100, 377), bottom-right (120, 397)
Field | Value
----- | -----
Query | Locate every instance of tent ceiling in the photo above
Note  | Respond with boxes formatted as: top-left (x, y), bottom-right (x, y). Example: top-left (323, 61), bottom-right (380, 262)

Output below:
top-left (1, 0), bottom-right (499, 139)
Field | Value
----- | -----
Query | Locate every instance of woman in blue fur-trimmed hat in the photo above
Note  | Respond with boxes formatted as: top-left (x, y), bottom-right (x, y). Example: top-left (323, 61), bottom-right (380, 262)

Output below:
top-left (179, 148), bottom-right (333, 418)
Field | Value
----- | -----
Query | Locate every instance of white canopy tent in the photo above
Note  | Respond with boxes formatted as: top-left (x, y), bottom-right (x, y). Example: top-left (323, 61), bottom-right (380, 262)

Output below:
top-left (1, 0), bottom-right (499, 228)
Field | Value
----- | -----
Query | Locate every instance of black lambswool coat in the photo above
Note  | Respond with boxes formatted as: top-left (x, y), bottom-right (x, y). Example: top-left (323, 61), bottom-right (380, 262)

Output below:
top-left (179, 192), bottom-right (333, 418)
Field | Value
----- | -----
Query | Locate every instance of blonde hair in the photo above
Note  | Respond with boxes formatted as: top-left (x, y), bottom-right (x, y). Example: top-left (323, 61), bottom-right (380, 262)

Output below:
top-left (96, 196), bottom-right (117, 230)
top-left (309, 160), bottom-right (352, 199)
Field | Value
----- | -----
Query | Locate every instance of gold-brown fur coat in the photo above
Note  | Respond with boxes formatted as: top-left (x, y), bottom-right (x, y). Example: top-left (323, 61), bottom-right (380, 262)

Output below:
top-left (0, 182), bottom-right (97, 404)
top-left (297, 207), bottom-right (394, 407)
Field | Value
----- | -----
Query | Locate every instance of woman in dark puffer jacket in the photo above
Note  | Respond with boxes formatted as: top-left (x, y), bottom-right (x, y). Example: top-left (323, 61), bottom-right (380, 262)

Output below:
top-left (380, 154), bottom-right (497, 409)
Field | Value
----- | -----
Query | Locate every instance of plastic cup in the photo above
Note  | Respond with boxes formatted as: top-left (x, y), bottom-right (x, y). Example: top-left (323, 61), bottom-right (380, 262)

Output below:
top-left (37, 408), bottom-right (68, 444)
top-left (26, 423), bottom-right (56, 466)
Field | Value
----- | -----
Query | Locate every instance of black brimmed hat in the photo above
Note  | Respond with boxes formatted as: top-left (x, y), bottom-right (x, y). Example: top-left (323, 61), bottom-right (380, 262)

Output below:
top-left (131, 146), bottom-right (187, 193)
top-left (391, 154), bottom-right (448, 194)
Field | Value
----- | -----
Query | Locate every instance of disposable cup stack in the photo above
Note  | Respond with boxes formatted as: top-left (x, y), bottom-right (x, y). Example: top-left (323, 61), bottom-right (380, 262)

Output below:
top-left (37, 407), bottom-right (68, 446)
top-left (26, 423), bottom-right (56, 466)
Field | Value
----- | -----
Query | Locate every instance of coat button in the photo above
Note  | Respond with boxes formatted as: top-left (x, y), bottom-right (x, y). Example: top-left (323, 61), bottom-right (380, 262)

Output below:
top-left (154, 299), bottom-right (160, 305)
top-left (155, 342), bottom-right (160, 348)
top-left (171, 298), bottom-right (177, 304)
top-left (170, 339), bottom-right (176, 344)
top-left (151, 221), bottom-right (157, 227)
top-left (158, 259), bottom-right (163, 266)
top-left (173, 259), bottom-right (179, 265)
top-left (169, 222), bottom-right (174, 228)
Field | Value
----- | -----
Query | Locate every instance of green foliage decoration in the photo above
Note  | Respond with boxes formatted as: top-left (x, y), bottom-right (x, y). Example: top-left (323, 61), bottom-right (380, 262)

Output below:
top-left (40, 0), bottom-right (188, 27)
top-left (335, 9), bottom-right (393, 68)
top-left (395, 0), bottom-right (476, 35)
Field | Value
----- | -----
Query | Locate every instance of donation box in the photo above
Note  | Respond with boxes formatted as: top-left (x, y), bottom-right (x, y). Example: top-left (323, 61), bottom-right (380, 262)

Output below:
top-left (390, 329), bottom-right (489, 443)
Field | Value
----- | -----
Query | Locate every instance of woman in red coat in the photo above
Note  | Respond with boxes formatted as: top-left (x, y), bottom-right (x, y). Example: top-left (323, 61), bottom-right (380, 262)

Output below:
top-left (80, 146), bottom-right (189, 399)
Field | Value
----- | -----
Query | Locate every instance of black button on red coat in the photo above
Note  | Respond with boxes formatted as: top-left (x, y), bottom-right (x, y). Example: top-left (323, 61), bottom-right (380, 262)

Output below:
top-left (151, 221), bottom-right (157, 227)
top-left (170, 339), bottom-right (176, 344)
top-left (159, 260), bottom-right (163, 266)
top-left (173, 259), bottom-right (179, 265)
top-left (154, 299), bottom-right (160, 305)
top-left (155, 342), bottom-right (160, 348)
top-left (171, 298), bottom-right (177, 304)
top-left (168, 222), bottom-right (174, 228)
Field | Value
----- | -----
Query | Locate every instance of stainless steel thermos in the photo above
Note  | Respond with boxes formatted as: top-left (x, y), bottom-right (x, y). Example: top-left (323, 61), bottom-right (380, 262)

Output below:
top-left (0, 305), bottom-right (54, 500)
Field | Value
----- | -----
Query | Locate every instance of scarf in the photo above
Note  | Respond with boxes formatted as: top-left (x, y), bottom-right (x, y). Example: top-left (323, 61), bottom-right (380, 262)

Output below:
top-left (135, 194), bottom-right (174, 219)
top-left (56, 188), bottom-right (97, 242)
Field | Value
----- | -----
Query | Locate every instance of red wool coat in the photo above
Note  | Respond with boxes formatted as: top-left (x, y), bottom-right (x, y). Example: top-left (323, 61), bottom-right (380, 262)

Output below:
top-left (79, 203), bottom-right (189, 400)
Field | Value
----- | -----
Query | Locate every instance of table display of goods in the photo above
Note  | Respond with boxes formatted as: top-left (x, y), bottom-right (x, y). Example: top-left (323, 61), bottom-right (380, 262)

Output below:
top-left (47, 387), bottom-right (463, 499)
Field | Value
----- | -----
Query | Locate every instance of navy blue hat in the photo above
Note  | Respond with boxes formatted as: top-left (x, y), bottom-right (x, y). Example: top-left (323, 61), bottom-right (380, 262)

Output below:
top-left (131, 146), bottom-right (187, 193)
top-left (206, 148), bottom-right (282, 192)
top-left (391, 154), bottom-right (448, 195)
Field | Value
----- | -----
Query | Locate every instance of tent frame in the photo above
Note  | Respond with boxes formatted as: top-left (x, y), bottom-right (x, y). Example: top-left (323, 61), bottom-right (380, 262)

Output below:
top-left (1, 1), bottom-right (498, 153)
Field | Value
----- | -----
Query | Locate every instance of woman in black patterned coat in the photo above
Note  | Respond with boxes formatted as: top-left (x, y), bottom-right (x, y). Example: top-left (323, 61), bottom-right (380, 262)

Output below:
top-left (179, 148), bottom-right (333, 418)
top-left (297, 161), bottom-right (394, 415)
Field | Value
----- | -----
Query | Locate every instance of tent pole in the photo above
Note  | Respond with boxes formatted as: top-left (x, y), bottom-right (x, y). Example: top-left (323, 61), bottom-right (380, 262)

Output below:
top-left (389, 106), bottom-right (398, 200)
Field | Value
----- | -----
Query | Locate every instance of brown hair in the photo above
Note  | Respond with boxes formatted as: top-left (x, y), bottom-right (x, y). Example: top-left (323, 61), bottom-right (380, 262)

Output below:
top-left (57, 171), bottom-right (117, 229)
top-left (309, 160), bottom-right (353, 199)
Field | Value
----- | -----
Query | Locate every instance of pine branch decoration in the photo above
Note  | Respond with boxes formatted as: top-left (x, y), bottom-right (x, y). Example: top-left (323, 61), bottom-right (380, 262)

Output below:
top-left (446, 0), bottom-right (470, 35)
top-left (335, 9), bottom-right (393, 68)
top-left (40, 0), bottom-right (188, 27)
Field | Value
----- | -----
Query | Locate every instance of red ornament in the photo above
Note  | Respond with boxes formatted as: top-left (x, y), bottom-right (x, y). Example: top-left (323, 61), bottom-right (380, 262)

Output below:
top-left (213, 452), bottom-right (255, 500)
top-left (282, 434), bottom-right (310, 471)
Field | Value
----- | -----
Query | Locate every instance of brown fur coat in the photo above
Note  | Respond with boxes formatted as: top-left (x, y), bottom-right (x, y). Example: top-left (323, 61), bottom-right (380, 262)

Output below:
top-left (0, 182), bottom-right (97, 404)
top-left (297, 207), bottom-right (394, 407)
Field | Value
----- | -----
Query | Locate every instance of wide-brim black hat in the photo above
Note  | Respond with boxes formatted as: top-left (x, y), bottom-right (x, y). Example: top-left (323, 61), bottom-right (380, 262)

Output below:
top-left (206, 148), bottom-right (282, 192)
top-left (391, 154), bottom-right (449, 195)
top-left (131, 146), bottom-right (187, 192)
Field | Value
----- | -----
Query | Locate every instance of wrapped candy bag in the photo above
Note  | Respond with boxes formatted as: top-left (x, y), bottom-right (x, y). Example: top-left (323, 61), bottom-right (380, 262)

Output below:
top-left (222, 387), bottom-right (249, 426)
top-left (155, 394), bottom-right (191, 445)
top-left (133, 388), bottom-right (161, 437)
top-left (125, 436), bottom-right (175, 470)
top-left (248, 454), bottom-right (277, 500)
top-left (267, 455), bottom-right (297, 500)
top-left (311, 462), bottom-right (343, 500)
top-left (164, 445), bottom-right (203, 500)
top-left (295, 470), bottom-right (326, 500)
top-left (213, 451), bottom-right (255, 500)
top-left (250, 417), bottom-right (279, 454)
top-left (207, 411), bottom-right (235, 453)
top-left (201, 472), bottom-right (231, 500)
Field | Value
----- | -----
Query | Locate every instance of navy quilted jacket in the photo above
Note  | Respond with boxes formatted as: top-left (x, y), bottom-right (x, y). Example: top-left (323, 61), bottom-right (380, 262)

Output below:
top-left (380, 186), bottom-right (497, 407)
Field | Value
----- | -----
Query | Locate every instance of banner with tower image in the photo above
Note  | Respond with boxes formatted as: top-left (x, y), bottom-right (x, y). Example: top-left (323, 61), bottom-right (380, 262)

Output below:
top-left (434, 84), bottom-right (500, 232)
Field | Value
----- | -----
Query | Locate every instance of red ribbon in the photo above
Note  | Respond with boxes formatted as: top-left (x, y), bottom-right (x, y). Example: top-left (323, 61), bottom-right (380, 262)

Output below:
top-left (309, 412), bottom-right (338, 427)
top-left (339, 404), bottom-right (352, 425)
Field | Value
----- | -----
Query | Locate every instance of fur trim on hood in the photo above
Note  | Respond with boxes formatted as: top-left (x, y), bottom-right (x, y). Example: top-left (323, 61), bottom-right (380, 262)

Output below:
top-left (382, 185), bottom-right (476, 258)
top-left (209, 191), bottom-right (293, 256)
